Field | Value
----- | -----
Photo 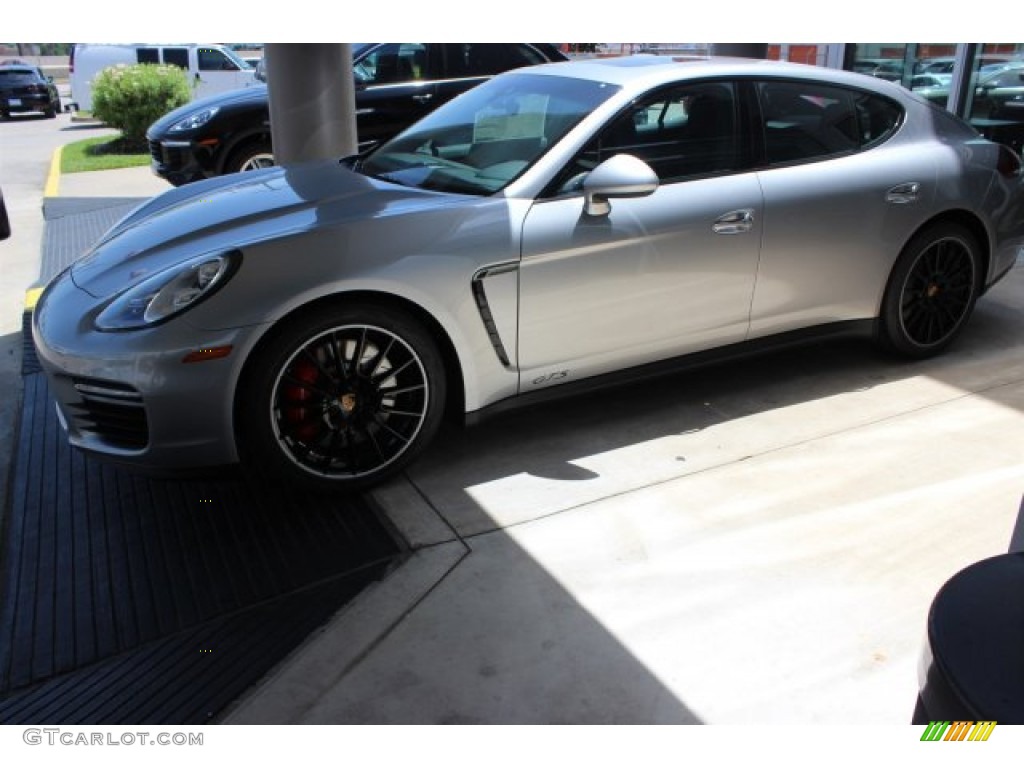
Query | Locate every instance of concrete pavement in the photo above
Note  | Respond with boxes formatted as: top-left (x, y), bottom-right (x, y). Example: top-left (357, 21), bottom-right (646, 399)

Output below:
top-left (225, 313), bottom-right (1024, 723)
top-left (21, 161), bottom-right (1024, 724)
top-left (50, 163), bottom-right (170, 199)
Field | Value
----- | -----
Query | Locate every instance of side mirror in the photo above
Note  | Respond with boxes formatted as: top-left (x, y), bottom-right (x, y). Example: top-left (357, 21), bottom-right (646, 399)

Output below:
top-left (582, 154), bottom-right (658, 217)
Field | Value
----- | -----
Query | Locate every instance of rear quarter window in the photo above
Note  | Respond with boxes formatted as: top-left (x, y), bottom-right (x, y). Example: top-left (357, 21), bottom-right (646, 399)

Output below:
top-left (0, 70), bottom-right (38, 84)
top-left (758, 80), bottom-right (903, 165)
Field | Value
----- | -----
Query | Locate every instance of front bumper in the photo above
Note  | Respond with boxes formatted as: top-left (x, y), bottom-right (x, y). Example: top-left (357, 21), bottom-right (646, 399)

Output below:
top-left (147, 137), bottom-right (211, 186)
top-left (32, 268), bottom-right (264, 471)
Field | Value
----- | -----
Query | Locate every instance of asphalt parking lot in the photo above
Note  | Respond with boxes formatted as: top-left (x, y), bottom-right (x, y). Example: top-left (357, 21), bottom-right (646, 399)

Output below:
top-left (2, 125), bottom-right (1023, 724)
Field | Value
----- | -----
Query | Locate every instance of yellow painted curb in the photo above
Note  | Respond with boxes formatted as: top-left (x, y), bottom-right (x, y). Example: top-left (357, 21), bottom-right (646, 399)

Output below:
top-left (24, 285), bottom-right (44, 312)
top-left (44, 145), bottom-right (63, 198)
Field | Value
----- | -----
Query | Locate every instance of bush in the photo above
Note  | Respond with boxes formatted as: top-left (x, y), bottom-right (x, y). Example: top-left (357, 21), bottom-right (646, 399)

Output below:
top-left (91, 63), bottom-right (191, 149)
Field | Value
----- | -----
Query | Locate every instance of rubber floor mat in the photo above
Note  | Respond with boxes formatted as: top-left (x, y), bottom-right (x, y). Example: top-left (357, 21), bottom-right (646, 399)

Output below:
top-left (0, 373), bottom-right (403, 723)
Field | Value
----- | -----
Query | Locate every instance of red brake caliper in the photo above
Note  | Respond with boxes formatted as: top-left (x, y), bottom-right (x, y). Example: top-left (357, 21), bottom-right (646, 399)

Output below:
top-left (284, 359), bottom-right (321, 443)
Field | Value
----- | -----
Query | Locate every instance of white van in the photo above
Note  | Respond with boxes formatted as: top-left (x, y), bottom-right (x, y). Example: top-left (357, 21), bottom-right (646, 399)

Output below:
top-left (69, 43), bottom-right (258, 111)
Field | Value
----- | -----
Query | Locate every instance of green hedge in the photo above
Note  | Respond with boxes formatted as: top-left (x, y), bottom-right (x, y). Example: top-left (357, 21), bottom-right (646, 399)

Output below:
top-left (91, 63), bottom-right (191, 148)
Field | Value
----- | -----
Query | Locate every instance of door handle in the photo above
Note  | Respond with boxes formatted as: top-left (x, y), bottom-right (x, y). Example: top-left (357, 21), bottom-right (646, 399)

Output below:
top-left (412, 93), bottom-right (434, 104)
top-left (886, 182), bottom-right (920, 204)
top-left (712, 209), bottom-right (755, 235)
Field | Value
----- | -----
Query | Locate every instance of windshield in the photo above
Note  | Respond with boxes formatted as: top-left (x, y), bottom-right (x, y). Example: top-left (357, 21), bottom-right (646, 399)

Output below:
top-left (358, 72), bottom-right (620, 195)
top-left (220, 47), bottom-right (251, 71)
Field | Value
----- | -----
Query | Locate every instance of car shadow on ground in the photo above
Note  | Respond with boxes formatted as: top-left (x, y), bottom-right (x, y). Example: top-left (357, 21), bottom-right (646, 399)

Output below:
top-left (408, 263), bottom-right (1024, 537)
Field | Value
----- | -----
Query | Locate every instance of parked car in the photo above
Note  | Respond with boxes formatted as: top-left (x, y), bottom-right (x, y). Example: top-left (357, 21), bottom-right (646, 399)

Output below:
top-left (69, 43), bottom-right (258, 112)
top-left (0, 63), bottom-right (61, 119)
top-left (33, 56), bottom-right (1024, 492)
top-left (146, 43), bottom-right (568, 186)
top-left (910, 73), bottom-right (951, 90)
top-left (916, 62), bottom-right (1024, 116)
top-left (919, 54), bottom-right (1014, 75)
top-left (852, 58), bottom-right (904, 82)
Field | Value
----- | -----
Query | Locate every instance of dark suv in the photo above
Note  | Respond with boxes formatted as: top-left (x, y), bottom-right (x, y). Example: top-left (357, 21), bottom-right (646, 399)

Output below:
top-left (0, 63), bottom-right (61, 119)
top-left (147, 43), bottom-right (567, 186)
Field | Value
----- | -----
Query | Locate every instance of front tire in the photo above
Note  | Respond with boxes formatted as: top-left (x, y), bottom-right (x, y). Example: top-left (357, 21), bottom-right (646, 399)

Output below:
top-left (225, 138), bottom-right (275, 175)
top-left (878, 222), bottom-right (982, 358)
top-left (236, 303), bottom-right (446, 493)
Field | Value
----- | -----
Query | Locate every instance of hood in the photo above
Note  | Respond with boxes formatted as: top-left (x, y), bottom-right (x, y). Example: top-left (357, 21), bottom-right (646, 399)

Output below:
top-left (147, 84), bottom-right (269, 135)
top-left (71, 159), bottom-right (469, 299)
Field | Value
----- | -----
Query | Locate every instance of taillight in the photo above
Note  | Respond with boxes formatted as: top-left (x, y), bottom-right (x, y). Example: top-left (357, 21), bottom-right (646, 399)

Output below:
top-left (69, 47), bottom-right (75, 74)
top-left (997, 144), bottom-right (1022, 179)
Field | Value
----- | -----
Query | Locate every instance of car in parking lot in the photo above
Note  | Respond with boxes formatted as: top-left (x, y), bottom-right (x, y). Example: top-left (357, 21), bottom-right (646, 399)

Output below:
top-left (146, 42), bottom-right (567, 185)
top-left (0, 63), bottom-right (61, 119)
top-left (909, 73), bottom-right (951, 90)
top-left (916, 62), bottom-right (1024, 116)
top-left (918, 54), bottom-right (1016, 75)
top-left (853, 58), bottom-right (904, 81)
top-left (33, 56), bottom-right (1024, 492)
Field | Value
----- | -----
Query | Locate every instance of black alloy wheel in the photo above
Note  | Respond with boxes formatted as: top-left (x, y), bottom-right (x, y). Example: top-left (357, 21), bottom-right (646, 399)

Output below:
top-left (880, 223), bottom-right (982, 358)
top-left (238, 304), bottom-right (446, 492)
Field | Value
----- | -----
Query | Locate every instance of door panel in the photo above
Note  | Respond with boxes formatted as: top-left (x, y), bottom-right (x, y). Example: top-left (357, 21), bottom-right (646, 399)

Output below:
top-left (518, 174), bottom-right (764, 389)
top-left (353, 44), bottom-right (438, 144)
top-left (749, 79), bottom-right (928, 335)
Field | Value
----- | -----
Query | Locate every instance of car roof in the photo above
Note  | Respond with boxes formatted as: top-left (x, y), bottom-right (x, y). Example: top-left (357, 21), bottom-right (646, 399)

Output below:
top-left (524, 55), bottom-right (903, 97)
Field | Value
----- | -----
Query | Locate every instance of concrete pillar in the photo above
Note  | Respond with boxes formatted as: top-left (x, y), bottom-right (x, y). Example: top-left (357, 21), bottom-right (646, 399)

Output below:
top-left (264, 43), bottom-right (358, 166)
top-left (711, 44), bottom-right (769, 59)
top-left (948, 43), bottom-right (980, 117)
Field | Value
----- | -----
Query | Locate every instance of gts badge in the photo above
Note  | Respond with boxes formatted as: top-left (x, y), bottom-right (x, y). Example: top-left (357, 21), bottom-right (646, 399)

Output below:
top-left (531, 370), bottom-right (570, 386)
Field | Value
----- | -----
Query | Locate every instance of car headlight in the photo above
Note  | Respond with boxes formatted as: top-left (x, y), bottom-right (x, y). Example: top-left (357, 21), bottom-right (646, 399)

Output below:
top-left (95, 251), bottom-right (240, 331)
top-left (169, 106), bottom-right (220, 133)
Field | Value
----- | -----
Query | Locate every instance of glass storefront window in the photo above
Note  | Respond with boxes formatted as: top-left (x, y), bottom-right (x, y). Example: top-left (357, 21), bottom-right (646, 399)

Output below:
top-left (843, 43), bottom-right (1024, 153)
top-left (967, 44), bottom-right (1024, 153)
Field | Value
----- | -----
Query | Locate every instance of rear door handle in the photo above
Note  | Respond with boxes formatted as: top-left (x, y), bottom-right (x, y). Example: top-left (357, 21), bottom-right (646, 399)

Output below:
top-left (886, 182), bottom-right (920, 204)
top-left (412, 93), bottom-right (434, 104)
top-left (712, 209), bottom-right (755, 235)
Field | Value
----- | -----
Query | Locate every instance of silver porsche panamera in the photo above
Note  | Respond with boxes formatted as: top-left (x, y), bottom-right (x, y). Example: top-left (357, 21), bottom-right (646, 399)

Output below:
top-left (32, 56), bottom-right (1024, 491)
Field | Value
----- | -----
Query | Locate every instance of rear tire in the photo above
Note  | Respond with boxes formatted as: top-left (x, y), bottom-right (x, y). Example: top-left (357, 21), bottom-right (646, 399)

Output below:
top-left (236, 303), bottom-right (446, 493)
top-left (878, 222), bottom-right (982, 358)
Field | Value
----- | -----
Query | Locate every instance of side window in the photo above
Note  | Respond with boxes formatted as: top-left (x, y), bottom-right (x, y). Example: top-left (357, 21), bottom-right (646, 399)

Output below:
top-left (136, 48), bottom-right (159, 64)
top-left (551, 81), bottom-right (739, 193)
top-left (507, 44), bottom-right (549, 68)
top-left (162, 48), bottom-right (189, 70)
top-left (758, 81), bottom-right (902, 165)
top-left (445, 44), bottom-right (533, 78)
top-left (198, 48), bottom-right (238, 71)
top-left (354, 44), bottom-right (428, 85)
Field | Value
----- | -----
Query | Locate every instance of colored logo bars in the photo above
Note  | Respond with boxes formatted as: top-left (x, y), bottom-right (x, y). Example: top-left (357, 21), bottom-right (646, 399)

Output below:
top-left (921, 721), bottom-right (997, 741)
